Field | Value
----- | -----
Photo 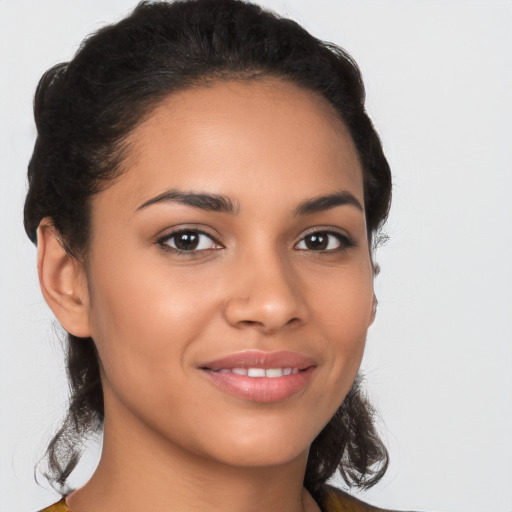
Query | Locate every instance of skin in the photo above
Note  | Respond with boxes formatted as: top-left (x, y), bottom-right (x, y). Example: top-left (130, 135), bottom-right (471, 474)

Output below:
top-left (38, 78), bottom-right (375, 512)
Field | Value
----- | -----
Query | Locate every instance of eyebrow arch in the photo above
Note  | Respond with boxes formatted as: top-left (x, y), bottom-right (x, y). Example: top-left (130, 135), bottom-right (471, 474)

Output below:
top-left (294, 191), bottom-right (363, 216)
top-left (136, 188), bottom-right (362, 216)
top-left (136, 189), bottom-right (239, 214)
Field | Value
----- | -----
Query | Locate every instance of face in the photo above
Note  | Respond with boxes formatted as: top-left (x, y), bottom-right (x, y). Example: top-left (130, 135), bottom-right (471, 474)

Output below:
top-left (83, 78), bottom-right (375, 469)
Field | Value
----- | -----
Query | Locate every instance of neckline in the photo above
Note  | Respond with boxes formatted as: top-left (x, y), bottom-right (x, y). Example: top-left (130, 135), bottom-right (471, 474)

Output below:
top-left (57, 485), bottom-right (337, 512)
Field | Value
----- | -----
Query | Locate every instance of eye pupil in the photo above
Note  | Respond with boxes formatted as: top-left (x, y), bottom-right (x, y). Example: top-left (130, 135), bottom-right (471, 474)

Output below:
top-left (306, 233), bottom-right (328, 250)
top-left (174, 231), bottom-right (199, 250)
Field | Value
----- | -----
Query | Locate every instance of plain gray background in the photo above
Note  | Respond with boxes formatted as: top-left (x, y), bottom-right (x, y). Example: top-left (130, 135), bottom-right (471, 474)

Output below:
top-left (1, 1), bottom-right (511, 511)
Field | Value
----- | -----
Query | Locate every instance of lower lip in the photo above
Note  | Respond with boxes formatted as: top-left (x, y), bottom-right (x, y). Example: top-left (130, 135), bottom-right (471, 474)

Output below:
top-left (201, 367), bottom-right (315, 402)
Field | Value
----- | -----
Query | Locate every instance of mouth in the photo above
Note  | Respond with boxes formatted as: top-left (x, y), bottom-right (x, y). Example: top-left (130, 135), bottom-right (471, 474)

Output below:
top-left (199, 351), bottom-right (317, 402)
top-left (211, 367), bottom-right (300, 377)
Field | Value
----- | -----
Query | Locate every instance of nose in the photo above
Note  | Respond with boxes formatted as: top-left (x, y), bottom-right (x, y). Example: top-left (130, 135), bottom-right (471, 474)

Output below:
top-left (223, 250), bottom-right (308, 335)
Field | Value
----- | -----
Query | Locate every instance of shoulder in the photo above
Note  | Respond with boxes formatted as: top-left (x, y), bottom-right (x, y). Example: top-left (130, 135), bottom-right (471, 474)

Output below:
top-left (322, 485), bottom-right (419, 512)
top-left (37, 498), bottom-right (70, 512)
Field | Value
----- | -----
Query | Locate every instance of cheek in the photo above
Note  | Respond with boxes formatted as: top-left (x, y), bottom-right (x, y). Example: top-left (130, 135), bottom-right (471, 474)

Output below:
top-left (311, 260), bottom-right (374, 382)
top-left (85, 249), bottom-right (213, 388)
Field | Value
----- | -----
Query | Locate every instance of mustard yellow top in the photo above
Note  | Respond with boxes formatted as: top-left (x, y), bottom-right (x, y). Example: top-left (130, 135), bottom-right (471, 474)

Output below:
top-left (38, 500), bottom-right (69, 512)
top-left (38, 486), bottom-right (413, 512)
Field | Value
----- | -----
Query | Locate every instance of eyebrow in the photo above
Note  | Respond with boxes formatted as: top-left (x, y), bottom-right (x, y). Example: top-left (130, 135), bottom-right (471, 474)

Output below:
top-left (293, 191), bottom-right (363, 216)
top-left (136, 189), bottom-right (239, 214)
top-left (136, 189), bottom-right (363, 216)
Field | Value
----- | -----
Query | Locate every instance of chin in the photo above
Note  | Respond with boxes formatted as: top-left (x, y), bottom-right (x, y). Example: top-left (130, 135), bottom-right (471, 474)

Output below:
top-left (192, 416), bottom-right (319, 469)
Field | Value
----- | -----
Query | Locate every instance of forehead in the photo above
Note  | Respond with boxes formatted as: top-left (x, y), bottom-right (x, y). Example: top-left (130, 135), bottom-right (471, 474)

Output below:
top-left (96, 78), bottom-right (364, 216)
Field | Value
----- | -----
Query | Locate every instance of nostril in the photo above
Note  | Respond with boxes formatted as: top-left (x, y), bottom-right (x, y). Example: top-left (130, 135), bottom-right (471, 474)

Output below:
top-left (239, 320), bottom-right (260, 327)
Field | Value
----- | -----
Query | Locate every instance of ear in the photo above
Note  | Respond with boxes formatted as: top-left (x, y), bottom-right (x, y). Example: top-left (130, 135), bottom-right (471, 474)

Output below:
top-left (369, 294), bottom-right (378, 326)
top-left (37, 218), bottom-right (92, 338)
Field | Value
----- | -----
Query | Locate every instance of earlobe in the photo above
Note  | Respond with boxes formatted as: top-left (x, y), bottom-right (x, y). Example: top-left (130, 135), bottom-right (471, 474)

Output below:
top-left (37, 219), bottom-right (92, 338)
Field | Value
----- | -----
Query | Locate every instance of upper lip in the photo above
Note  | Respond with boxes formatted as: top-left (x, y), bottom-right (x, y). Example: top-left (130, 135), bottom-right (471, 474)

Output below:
top-left (199, 350), bottom-right (317, 371)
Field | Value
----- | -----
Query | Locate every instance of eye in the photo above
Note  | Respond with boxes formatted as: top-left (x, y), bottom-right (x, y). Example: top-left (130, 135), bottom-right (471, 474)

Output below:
top-left (158, 229), bottom-right (222, 253)
top-left (295, 230), bottom-right (353, 252)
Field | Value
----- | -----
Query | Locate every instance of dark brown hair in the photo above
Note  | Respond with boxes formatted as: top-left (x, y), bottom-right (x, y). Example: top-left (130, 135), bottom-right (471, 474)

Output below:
top-left (24, 0), bottom-right (391, 502)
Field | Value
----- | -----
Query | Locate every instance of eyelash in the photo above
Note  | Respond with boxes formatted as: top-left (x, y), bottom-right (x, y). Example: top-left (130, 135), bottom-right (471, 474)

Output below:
top-left (296, 229), bottom-right (354, 252)
top-left (157, 228), bottom-right (222, 256)
top-left (156, 228), bottom-right (354, 256)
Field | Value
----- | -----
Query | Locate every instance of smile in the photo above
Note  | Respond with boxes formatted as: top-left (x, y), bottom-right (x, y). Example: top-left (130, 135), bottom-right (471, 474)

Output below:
top-left (199, 351), bottom-right (316, 402)
top-left (212, 367), bottom-right (300, 377)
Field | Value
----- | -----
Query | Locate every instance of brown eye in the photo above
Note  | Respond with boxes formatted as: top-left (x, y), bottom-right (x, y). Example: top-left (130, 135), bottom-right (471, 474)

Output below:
top-left (304, 233), bottom-right (329, 250)
top-left (160, 229), bottom-right (220, 252)
top-left (295, 231), bottom-right (353, 252)
top-left (173, 231), bottom-right (200, 250)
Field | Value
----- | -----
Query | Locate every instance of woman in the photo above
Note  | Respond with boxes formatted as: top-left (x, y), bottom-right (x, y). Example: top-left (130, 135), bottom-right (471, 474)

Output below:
top-left (24, 0), bottom-right (398, 510)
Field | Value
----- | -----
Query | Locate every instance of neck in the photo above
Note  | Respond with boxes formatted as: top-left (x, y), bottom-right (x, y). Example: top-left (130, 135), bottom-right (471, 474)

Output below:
top-left (65, 398), bottom-right (320, 512)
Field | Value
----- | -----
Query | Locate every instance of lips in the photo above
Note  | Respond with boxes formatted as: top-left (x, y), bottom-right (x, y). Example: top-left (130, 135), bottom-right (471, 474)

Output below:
top-left (199, 350), bottom-right (317, 402)
top-left (216, 367), bottom-right (299, 377)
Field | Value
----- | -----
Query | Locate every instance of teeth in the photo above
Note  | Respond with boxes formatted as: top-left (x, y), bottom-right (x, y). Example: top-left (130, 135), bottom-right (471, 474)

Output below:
top-left (214, 367), bottom-right (297, 377)
top-left (265, 368), bottom-right (283, 378)
top-left (247, 368), bottom-right (266, 377)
